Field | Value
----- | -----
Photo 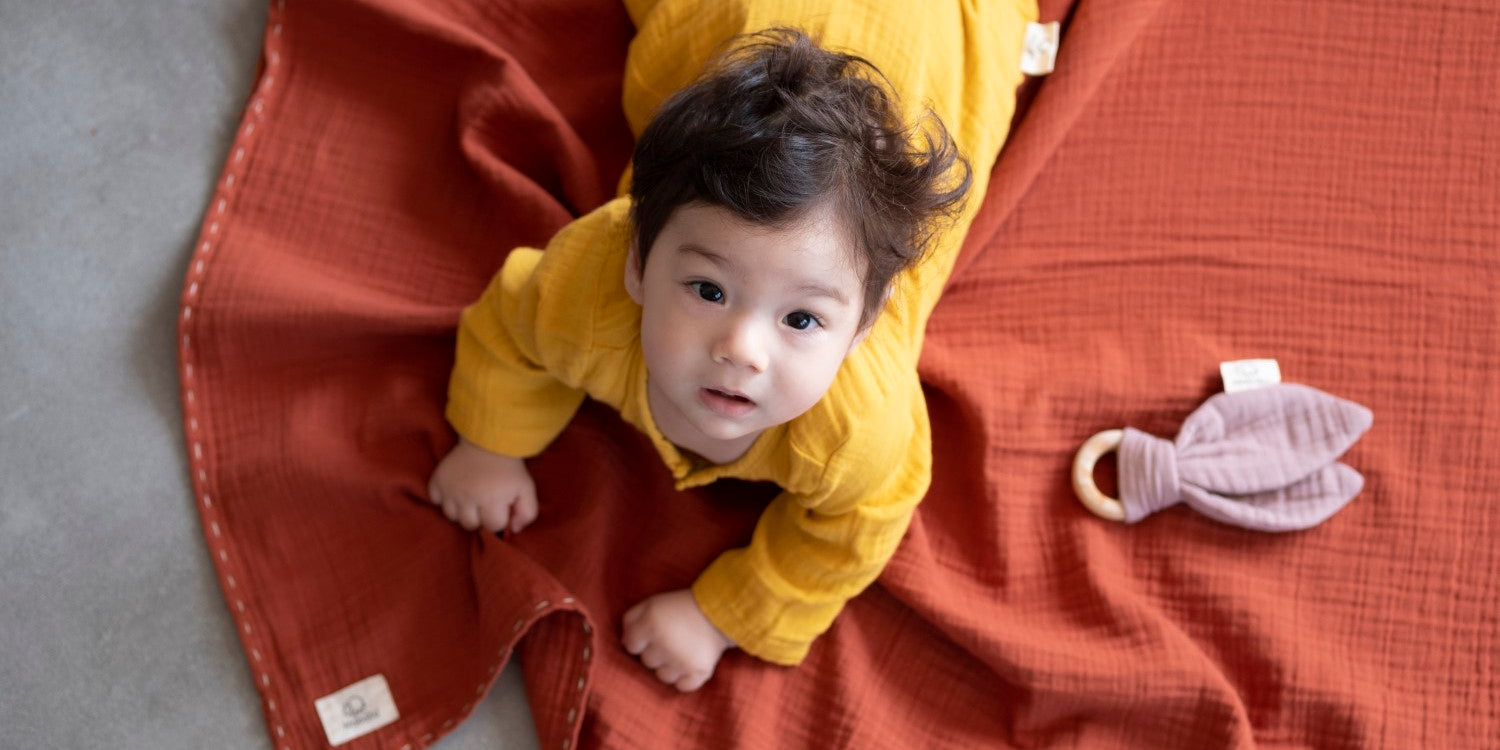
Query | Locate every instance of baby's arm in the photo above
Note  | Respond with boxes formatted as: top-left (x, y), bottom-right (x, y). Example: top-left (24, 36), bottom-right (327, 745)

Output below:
top-left (690, 470), bottom-right (928, 665)
top-left (616, 466), bottom-right (926, 691)
top-left (618, 376), bottom-right (930, 689)
top-left (434, 199), bottom-right (635, 531)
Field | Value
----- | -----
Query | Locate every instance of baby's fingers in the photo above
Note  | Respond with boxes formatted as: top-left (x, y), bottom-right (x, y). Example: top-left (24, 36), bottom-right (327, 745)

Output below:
top-left (655, 664), bottom-right (684, 686)
top-left (477, 496), bottom-right (514, 534)
top-left (674, 671), bottom-right (709, 693)
top-left (509, 483), bottom-right (539, 533)
top-left (622, 602), bottom-right (645, 628)
top-left (621, 612), bottom-right (648, 654)
top-left (457, 502), bottom-right (482, 531)
top-left (441, 499), bottom-right (462, 523)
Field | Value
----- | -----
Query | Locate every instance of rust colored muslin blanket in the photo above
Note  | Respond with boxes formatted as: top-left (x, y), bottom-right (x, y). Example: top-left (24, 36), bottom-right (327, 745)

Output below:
top-left (180, 0), bottom-right (1499, 748)
top-left (1118, 384), bottom-right (1374, 530)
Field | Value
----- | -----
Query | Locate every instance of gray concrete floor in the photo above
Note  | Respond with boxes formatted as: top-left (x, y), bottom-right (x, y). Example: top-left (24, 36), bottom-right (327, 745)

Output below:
top-left (1, 1), bottom-right (539, 747)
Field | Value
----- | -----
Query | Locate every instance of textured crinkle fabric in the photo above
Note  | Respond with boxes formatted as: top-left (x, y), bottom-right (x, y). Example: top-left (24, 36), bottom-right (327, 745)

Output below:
top-left (181, 0), bottom-right (1499, 748)
top-left (1117, 384), bottom-right (1373, 530)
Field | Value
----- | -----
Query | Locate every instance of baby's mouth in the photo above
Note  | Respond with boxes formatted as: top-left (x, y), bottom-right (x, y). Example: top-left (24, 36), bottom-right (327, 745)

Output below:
top-left (699, 387), bottom-right (757, 418)
top-left (707, 388), bottom-right (752, 404)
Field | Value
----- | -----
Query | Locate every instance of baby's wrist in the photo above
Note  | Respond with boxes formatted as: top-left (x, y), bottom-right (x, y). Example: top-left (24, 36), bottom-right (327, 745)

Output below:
top-left (456, 436), bottom-right (523, 461)
top-left (688, 592), bottom-right (736, 650)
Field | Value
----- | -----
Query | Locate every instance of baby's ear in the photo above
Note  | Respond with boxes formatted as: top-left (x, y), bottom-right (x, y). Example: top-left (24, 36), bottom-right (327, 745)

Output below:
top-left (624, 240), bottom-right (644, 304)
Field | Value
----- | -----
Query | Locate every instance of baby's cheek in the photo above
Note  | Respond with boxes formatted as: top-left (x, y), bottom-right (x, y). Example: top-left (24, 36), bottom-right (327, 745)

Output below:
top-left (787, 363), bottom-right (843, 415)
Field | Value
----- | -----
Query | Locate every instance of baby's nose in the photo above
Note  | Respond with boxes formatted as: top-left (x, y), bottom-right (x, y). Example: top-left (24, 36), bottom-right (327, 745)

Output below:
top-left (711, 318), bottom-right (768, 372)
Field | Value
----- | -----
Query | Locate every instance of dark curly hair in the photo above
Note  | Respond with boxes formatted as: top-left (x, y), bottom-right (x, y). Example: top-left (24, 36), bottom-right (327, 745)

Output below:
top-left (628, 27), bottom-right (971, 327)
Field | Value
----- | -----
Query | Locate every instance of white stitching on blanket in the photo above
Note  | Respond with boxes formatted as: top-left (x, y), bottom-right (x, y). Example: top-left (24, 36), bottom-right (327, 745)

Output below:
top-left (182, 7), bottom-right (340, 744)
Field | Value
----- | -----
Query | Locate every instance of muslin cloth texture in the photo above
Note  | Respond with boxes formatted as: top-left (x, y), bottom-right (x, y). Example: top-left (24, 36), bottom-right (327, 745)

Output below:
top-left (1118, 383), bottom-right (1373, 530)
top-left (179, 0), bottom-right (1500, 747)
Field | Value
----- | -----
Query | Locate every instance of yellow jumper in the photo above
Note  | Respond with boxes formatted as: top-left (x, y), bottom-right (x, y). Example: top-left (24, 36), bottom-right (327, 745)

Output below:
top-left (447, 0), bottom-right (1034, 664)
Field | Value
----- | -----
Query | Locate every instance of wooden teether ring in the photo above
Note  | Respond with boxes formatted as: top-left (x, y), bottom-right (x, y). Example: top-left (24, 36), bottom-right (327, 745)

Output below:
top-left (1072, 429), bottom-right (1126, 522)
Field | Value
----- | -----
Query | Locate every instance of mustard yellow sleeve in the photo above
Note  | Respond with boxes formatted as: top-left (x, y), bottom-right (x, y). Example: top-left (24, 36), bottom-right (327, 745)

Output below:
top-left (446, 198), bottom-right (637, 456)
top-left (692, 381), bottom-right (932, 664)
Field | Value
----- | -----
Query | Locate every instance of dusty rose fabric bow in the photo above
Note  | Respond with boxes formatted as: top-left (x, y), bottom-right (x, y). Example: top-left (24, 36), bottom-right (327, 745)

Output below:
top-left (1117, 383), bottom-right (1373, 531)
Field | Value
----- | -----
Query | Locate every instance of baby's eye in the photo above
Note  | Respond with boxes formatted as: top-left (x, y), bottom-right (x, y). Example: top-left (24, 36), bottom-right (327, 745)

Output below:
top-left (690, 281), bottom-right (724, 303)
top-left (783, 311), bottom-right (821, 331)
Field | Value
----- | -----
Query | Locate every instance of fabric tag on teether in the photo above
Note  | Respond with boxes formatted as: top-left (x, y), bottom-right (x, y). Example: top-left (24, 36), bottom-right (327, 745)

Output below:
top-left (315, 673), bottom-right (400, 746)
top-left (1020, 22), bottom-right (1060, 75)
top-left (1220, 359), bottom-right (1282, 393)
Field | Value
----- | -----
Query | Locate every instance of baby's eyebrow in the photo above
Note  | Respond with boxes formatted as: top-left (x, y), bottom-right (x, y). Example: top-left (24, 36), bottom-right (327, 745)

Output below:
top-left (676, 243), bottom-right (734, 271)
top-left (796, 281), bottom-right (849, 305)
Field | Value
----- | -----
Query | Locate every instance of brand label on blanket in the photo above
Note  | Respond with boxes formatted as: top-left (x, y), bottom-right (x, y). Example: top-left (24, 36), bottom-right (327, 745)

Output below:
top-left (1220, 358), bottom-right (1282, 393)
top-left (1020, 22), bottom-right (1061, 75)
top-left (314, 673), bottom-right (400, 746)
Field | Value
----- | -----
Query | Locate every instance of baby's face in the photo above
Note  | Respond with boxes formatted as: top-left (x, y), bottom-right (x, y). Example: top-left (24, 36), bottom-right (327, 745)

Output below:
top-left (626, 201), bottom-right (869, 464)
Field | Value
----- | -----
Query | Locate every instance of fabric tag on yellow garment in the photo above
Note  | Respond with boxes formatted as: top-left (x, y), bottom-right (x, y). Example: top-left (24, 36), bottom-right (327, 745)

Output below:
top-left (314, 673), bottom-right (401, 746)
top-left (1020, 21), bottom-right (1061, 76)
top-left (1220, 359), bottom-right (1282, 393)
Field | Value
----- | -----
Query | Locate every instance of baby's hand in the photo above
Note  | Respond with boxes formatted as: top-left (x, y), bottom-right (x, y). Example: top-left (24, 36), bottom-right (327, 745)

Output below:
top-left (427, 438), bottom-right (538, 533)
top-left (621, 590), bottom-right (735, 693)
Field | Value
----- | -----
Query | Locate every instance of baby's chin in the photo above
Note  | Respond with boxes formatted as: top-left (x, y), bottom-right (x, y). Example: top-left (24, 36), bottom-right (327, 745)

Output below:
top-left (691, 418), bottom-right (765, 444)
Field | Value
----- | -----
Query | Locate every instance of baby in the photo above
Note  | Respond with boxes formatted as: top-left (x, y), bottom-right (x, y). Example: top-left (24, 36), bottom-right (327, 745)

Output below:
top-left (429, 2), bottom-right (1029, 692)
